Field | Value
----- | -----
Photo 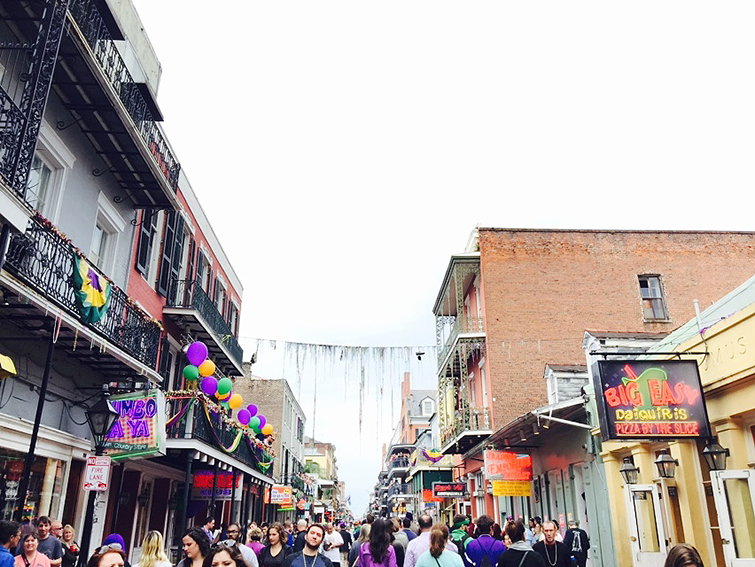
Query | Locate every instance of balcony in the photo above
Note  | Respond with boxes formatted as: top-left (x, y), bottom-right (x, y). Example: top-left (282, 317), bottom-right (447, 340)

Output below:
top-left (164, 279), bottom-right (243, 376)
top-left (165, 393), bottom-right (273, 472)
top-left (438, 314), bottom-right (485, 367)
top-left (440, 405), bottom-right (492, 455)
top-left (388, 483), bottom-right (412, 498)
top-left (3, 214), bottom-right (161, 369)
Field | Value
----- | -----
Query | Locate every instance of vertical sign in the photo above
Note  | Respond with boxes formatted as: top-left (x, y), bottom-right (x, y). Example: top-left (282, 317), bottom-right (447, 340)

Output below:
top-left (83, 456), bottom-right (111, 491)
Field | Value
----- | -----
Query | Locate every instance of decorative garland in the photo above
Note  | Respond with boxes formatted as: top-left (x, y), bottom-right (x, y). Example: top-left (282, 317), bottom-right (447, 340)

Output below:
top-left (422, 448), bottom-right (444, 463)
top-left (166, 396), bottom-right (196, 428)
top-left (201, 399), bottom-right (244, 452)
top-left (409, 450), bottom-right (418, 466)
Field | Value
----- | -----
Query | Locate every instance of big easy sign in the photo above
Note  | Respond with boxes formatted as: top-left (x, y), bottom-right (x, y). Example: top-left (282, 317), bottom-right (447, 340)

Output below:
top-left (595, 360), bottom-right (712, 441)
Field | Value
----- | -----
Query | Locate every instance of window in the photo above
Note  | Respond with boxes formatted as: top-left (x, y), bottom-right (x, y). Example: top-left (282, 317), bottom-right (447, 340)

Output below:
top-left (25, 121), bottom-right (75, 221)
top-left (89, 222), bottom-right (110, 267)
top-left (27, 155), bottom-right (52, 212)
top-left (135, 210), bottom-right (158, 275)
top-left (90, 193), bottom-right (125, 272)
top-left (157, 211), bottom-right (185, 297)
top-left (422, 399), bottom-right (434, 416)
top-left (480, 362), bottom-right (488, 407)
top-left (639, 275), bottom-right (669, 320)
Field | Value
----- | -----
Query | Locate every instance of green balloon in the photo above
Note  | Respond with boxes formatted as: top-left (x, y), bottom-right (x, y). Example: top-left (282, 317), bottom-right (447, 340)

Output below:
top-left (250, 416), bottom-right (261, 430)
top-left (217, 377), bottom-right (233, 395)
top-left (183, 365), bottom-right (200, 381)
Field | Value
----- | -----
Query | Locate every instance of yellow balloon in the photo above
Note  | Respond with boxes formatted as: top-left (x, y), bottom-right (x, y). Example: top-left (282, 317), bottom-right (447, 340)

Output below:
top-left (261, 423), bottom-right (273, 435)
top-left (228, 393), bottom-right (243, 409)
top-left (198, 359), bottom-right (216, 377)
top-left (217, 390), bottom-right (231, 401)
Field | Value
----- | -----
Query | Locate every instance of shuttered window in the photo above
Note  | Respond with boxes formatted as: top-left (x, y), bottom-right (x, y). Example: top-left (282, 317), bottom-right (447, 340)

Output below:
top-left (135, 210), bottom-right (158, 275)
top-left (157, 212), bottom-right (185, 297)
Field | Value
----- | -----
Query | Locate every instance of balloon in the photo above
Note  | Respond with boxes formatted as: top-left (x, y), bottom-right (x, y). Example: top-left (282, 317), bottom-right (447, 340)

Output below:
top-left (237, 409), bottom-right (251, 425)
top-left (186, 342), bottom-right (208, 366)
top-left (198, 359), bottom-right (216, 377)
top-left (250, 416), bottom-right (261, 430)
top-left (217, 390), bottom-right (231, 401)
top-left (201, 376), bottom-right (218, 396)
top-left (228, 393), bottom-right (243, 409)
top-left (217, 377), bottom-right (233, 395)
top-left (246, 404), bottom-right (258, 417)
top-left (183, 365), bottom-right (199, 381)
top-left (261, 423), bottom-right (273, 435)
top-left (257, 415), bottom-right (266, 429)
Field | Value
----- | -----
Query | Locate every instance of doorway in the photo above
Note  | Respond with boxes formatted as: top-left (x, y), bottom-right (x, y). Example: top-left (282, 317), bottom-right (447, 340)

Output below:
top-left (711, 470), bottom-right (755, 566)
top-left (626, 484), bottom-right (667, 567)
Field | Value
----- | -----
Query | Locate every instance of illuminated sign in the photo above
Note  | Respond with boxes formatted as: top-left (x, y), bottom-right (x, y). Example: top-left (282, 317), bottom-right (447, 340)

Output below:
top-left (423, 489), bottom-right (444, 503)
top-left (595, 360), bottom-right (711, 440)
top-left (484, 451), bottom-right (532, 481)
top-left (270, 485), bottom-right (293, 505)
top-left (432, 482), bottom-right (466, 498)
top-left (103, 390), bottom-right (166, 459)
top-left (192, 470), bottom-right (242, 501)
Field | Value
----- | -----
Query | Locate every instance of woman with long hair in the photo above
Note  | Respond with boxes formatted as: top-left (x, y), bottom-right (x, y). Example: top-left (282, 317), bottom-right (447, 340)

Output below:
top-left (497, 521), bottom-right (545, 567)
top-left (134, 531), bottom-right (171, 567)
top-left (663, 544), bottom-right (704, 567)
top-left (61, 525), bottom-right (79, 567)
top-left (177, 528), bottom-right (212, 567)
top-left (202, 545), bottom-right (247, 567)
top-left (357, 519), bottom-right (397, 567)
top-left (415, 524), bottom-right (462, 567)
top-left (348, 524), bottom-right (370, 567)
top-left (258, 523), bottom-right (290, 567)
top-left (14, 532), bottom-right (51, 567)
top-left (247, 528), bottom-right (265, 557)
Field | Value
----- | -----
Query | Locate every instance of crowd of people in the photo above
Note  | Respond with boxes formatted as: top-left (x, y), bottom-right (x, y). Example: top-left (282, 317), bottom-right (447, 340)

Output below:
top-left (0, 513), bottom-right (704, 567)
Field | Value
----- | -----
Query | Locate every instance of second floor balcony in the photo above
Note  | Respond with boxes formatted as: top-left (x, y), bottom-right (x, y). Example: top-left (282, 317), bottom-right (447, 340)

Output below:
top-left (3, 214), bottom-right (161, 370)
top-left (165, 278), bottom-right (243, 376)
top-left (388, 483), bottom-right (412, 498)
top-left (440, 405), bottom-right (492, 455)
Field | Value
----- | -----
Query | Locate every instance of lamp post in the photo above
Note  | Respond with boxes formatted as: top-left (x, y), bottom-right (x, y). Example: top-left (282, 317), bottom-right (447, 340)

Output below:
top-left (77, 387), bottom-right (120, 567)
top-left (654, 449), bottom-right (679, 479)
top-left (703, 437), bottom-right (730, 471)
top-left (619, 457), bottom-right (640, 485)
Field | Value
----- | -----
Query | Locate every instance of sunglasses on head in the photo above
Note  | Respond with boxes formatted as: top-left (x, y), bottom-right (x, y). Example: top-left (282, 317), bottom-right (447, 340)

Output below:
top-left (212, 540), bottom-right (238, 549)
top-left (97, 543), bottom-right (123, 554)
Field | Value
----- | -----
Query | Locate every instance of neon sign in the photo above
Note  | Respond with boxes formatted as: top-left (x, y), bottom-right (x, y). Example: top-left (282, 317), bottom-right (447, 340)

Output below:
top-left (595, 360), bottom-right (711, 440)
top-left (102, 390), bottom-right (166, 459)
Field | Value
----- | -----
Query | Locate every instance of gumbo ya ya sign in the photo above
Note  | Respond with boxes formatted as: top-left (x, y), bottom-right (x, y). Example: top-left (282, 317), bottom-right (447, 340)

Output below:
top-left (596, 360), bottom-right (711, 439)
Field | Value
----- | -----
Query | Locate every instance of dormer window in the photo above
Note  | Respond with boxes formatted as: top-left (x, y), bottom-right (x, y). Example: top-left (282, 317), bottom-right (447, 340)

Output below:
top-left (422, 399), bottom-right (434, 416)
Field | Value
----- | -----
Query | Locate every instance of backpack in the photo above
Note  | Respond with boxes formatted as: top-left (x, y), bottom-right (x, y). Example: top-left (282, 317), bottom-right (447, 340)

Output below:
top-left (474, 536), bottom-right (497, 567)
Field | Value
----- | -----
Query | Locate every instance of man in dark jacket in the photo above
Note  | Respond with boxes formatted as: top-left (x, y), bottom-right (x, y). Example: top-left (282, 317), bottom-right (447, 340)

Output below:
top-left (562, 520), bottom-right (589, 567)
top-left (293, 520), bottom-right (308, 553)
top-left (532, 521), bottom-right (569, 567)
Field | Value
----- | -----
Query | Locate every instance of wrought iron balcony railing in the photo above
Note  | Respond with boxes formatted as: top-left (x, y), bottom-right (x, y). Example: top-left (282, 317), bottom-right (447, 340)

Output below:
top-left (438, 315), bottom-right (485, 365)
top-left (440, 405), bottom-right (492, 447)
top-left (4, 214), bottom-right (161, 367)
top-left (166, 395), bottom-right (270, 471)
top-left (388, 457), bottom-right (410, 472)
top-left (167, 278), bottom-right (243, 369)
top-left (0, 86), bottom-right (27, 198)
top-left (67, 0), bottom-right (180, 192)
top-left (388, 483), bottom-right (411, 497)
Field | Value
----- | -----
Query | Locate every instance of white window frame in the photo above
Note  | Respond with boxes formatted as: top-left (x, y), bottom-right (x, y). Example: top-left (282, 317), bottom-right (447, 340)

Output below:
top-left (29, 120), bottom-right (75, 223)
top-left (89, 192), bottom-right (126, 273)
top-left (422, 399), bottom-right (434, 416)
top-left (146, 210), bottom-right (165, 287)
top-left (469, 372), bottom-right (477, 407)
top-left (639, 274), bottom-right (669, 321)
top-left (480, 358), bottom-right (488, 407)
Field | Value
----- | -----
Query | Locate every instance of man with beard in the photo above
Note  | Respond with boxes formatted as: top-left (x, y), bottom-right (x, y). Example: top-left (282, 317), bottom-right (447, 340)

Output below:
top-left (225, 523), bottom-right (259, 567)
top-left (532, 522), bottom-right (569, 567)
top-left (282, 525), bottom-right (333, 567)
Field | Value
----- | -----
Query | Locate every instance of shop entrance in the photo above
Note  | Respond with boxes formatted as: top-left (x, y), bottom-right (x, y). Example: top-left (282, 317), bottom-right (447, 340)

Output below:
top-left (626, 484), bottom-right (667, 567)
top-left (711, 470), bottom-right (755, 566)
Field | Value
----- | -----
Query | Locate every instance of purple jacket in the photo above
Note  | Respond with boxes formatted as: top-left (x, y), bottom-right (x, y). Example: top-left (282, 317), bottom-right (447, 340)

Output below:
top-left (359, 543), bottom-right (398, 567)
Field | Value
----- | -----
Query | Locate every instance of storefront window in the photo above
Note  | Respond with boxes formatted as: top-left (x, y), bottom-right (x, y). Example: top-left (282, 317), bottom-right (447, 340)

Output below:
top-left (0, 448), bottom-right (66, 522)
top-left (722, 477), bottom-right (755, 558)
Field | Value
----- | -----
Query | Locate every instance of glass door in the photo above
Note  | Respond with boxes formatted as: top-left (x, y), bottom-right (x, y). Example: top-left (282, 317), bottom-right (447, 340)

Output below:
top-left (711, 470), bottom-right (755, 566)
top-left (626, 484), bottom-right (667, 567)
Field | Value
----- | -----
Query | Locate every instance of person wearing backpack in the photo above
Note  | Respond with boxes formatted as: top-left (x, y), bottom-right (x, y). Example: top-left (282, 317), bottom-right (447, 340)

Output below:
top-left (464, 517), bottom-right (506, 567)
top-left (497, 522), bottom-right (545, 567)
top-left (449, 516), bottom-right (471, 566)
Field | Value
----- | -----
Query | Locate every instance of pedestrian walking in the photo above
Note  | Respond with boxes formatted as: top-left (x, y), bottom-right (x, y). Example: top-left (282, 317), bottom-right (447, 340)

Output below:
top-left (178, 528), bottom-right (211, 567)
top-left (464, 516), bottom-right (506, 567)
top-left (248, 529), bottom-right (266, 557)
top-left (1, 522), bottom-right (21, 567)
top-left (497, 522), bottom-right (544, 567)
top-left (338, 524), bottom-right (352, 566)
top-left (348, 524), bottom-right (370, 567)
top-left (663, 544), bottom-right (704, 567)
top-left (133, 531), bottom-right (171, 567)
top-left (281, 525), bottom-right (333, 567)
top-left (532, 522), bottom-right (568, 567)
top-left (321, 525), bottom-right (343, 567)
top-left (293, 522), bottom-right (308, 554)
top-left (259, 524), bottom-right (291, 567)
top-left (60, 526), bottom-right (79, 567)
top-left (405, 516), bottom-right (457, 567)
top-left (225, 523), bottom-right (260, 567)
top-left (414, 525), bottom-right (462, 567)
top-left (562, 521), bottom-right (589, 567)
top-left (355, 518), bottom-right (397, 567)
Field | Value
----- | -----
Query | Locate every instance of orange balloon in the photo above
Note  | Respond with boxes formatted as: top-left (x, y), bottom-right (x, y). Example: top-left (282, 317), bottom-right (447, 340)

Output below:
top-left (217, 390), bottom-right (231, 401)
top-left (198, 359), bottom-right (216, 377)
top-left (228, 394), bottom-right (243, 409)
top-left (261, 423), bottom-right (273, 435)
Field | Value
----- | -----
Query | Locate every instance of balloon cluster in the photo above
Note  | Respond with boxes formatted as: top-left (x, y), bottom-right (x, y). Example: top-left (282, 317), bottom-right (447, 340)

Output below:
top-left (183, 341), bottom-right (274, 436)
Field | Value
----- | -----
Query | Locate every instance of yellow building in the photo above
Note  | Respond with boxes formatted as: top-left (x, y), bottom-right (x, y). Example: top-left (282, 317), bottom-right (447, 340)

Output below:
top-left (593, 276), bottom-right (755, 567)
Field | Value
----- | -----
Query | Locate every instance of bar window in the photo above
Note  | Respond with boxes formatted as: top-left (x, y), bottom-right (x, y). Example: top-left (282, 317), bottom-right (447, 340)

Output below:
top-left (639, 275), bottom-right (669, 320)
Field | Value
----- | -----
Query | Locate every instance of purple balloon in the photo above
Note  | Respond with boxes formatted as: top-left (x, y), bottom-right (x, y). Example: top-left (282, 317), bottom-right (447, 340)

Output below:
top-left (237, 409), bottom-right (251, 426)
top-left (246, 404), bottom-right (258, 417)
top-left (257, 415), bottom-right (266, 429)
top-left (186, 341), bottom-right (208, 366)
top-left (201, 376), bottom-right (218, 396)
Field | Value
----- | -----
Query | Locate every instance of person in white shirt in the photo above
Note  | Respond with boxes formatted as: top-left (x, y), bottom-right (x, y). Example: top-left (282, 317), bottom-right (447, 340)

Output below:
top-left (225, 523), bottom-right (260, 567)
top-left (322, 524), bottom-right (344, 567)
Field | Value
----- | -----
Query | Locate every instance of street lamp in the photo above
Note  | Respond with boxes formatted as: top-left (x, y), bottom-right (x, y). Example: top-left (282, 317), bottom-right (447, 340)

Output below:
top-left (654, 449), bottom-right (679, 479)
top-left (619, 457), bottom-right (640, 485)
top-left (77, 387), bottom-right (120, 567)
top-left (702, 438), bottom-right (730, 471)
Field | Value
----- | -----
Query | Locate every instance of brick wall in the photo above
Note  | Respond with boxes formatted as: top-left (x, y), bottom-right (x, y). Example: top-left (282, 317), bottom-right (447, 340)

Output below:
top-left (478, 229), bottom-right (755, 426)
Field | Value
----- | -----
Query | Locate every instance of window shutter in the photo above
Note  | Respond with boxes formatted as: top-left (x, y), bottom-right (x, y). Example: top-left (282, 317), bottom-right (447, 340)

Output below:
top-left (157, 212), bottom-right (177, 297)
top-left (135, 210), bottom-right (155, 274)
top-left (170, 214), bottom-right (185, 296)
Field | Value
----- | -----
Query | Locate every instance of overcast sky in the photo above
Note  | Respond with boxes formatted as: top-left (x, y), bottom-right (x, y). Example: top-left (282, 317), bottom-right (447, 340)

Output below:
top-left (131, 0), bottom-right (755, 513)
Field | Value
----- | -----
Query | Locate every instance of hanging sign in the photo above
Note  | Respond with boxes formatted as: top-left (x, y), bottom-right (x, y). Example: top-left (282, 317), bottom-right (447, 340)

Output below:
top-left (432, 482), bottom-right (466, 498)
top-left (83, 456), bottom-right (111, 491)
top-left (103, 389), bottom-right (167, 459)
top-left (595, 360), bottom-right (712, 440)
top-left (270, 485), bottom-right (293, 506)
top-left (492, 480), bottom-right (531, 497)
top-left (191, 470), bottom-right (242, 501)
top-left (484, 450), bottom-right (532, 481)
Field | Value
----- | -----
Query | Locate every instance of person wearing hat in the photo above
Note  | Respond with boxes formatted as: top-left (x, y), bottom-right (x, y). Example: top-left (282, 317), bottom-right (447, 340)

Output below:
top-left (562, 520), bottom-right (589, 567)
